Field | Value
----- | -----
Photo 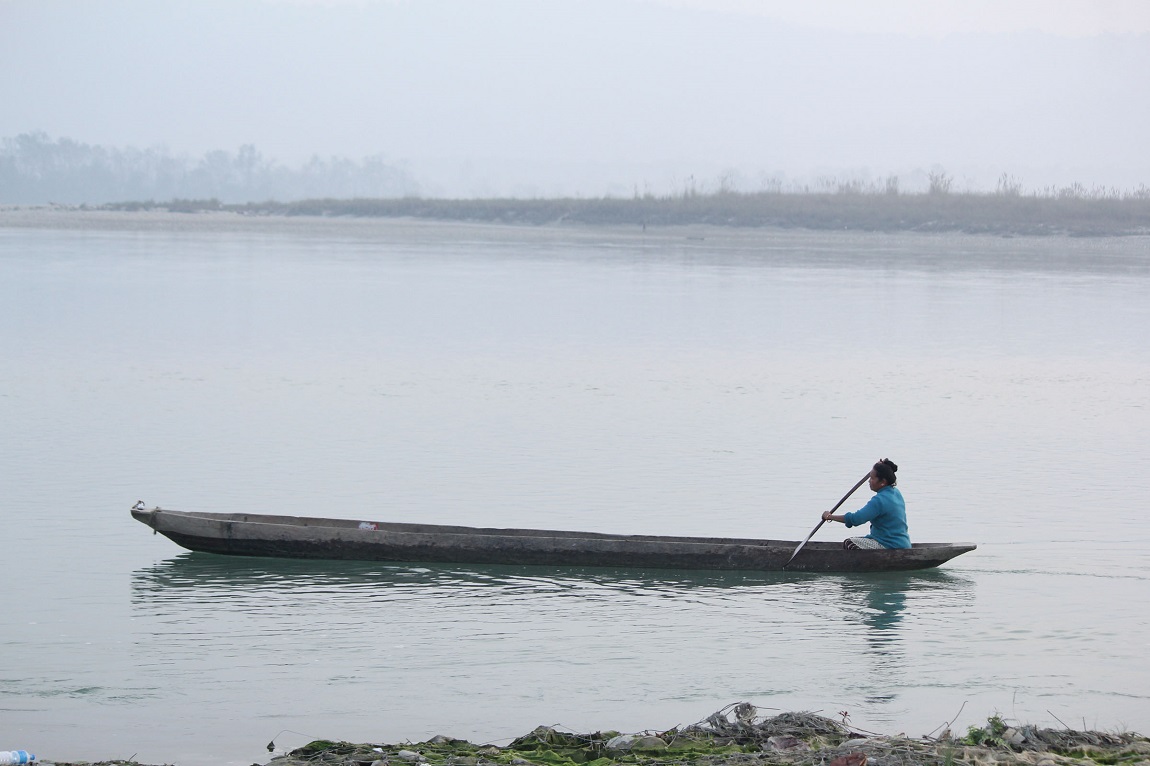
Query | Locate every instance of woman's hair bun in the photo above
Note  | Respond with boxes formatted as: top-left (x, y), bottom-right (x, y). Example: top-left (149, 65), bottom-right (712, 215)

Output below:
top-left (874, 458), bottom-right (898, 485)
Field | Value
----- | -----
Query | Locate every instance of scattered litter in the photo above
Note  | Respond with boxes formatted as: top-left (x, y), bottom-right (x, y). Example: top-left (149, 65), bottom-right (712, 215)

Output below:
top-left (210, 704), bottom-right (1150, 766)
top-left (828, 753), bottom-right (866, 766)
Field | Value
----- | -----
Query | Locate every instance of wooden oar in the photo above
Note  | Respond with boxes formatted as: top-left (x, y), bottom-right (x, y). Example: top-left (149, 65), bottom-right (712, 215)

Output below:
top-left (782, 471), bottom-right (871, 569)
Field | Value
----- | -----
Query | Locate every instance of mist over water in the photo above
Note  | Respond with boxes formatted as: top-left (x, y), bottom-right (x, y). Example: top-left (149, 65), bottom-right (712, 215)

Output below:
top-left (1, 214), bottom-right (1149, 766)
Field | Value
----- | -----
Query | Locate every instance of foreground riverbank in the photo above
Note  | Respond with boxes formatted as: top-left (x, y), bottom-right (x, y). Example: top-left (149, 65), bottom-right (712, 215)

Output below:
top-left (47, 705), bottom-right (1150, 766)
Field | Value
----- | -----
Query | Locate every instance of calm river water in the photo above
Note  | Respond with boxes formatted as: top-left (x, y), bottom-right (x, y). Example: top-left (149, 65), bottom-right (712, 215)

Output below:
top-left (1, 211), bottom-right (1148, 766)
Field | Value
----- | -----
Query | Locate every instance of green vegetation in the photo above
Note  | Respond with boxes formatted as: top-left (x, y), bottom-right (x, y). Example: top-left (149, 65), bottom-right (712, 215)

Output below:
top-left (257, 708), bottom-right (1150, 766)
top-left (46, 709), bottom-right (1150, 766)
top-left (958, 714), bottom-right (1150, 764)
top-left (963, 714), bottom-right (1009, 747)
top-left (271, 710), bottom-right (856, 766)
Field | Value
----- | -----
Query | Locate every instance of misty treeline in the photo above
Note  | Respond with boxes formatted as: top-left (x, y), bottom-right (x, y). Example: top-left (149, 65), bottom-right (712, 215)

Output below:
top-left (0, 132), bottom-right (418, 204)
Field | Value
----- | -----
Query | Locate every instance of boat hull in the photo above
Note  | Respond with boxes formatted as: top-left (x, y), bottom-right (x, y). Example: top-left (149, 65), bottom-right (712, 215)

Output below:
top-left (130, 506), bottom-right (975, 573)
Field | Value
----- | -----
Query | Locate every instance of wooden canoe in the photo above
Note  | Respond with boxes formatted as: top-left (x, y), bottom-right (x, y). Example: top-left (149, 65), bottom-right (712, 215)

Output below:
top-left (130, 505), bottom-right (975, 573)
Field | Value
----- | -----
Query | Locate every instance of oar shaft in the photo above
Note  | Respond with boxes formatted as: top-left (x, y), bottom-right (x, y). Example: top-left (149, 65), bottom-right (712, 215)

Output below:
top-left (783, 471), bottom-right (871, 569)
top-left (827, 473), bottom-right (871, 516)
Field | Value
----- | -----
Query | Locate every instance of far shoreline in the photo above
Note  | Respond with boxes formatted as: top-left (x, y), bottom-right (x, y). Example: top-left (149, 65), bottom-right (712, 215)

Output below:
top-left (7, 184), bottom-right (1150, 238)
top-left (100, 190), bottom-right (1150, 238)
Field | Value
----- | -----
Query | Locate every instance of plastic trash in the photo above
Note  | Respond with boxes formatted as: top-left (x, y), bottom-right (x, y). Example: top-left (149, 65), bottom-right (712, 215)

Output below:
top-left (0, 752), bottom-right (36, 765)
top-left (396, 750), bottom-right (426, 762)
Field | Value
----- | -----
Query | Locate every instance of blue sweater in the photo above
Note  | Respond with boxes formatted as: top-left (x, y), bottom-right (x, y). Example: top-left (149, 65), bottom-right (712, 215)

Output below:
top-left (843, 486), bottom-right (910, 549)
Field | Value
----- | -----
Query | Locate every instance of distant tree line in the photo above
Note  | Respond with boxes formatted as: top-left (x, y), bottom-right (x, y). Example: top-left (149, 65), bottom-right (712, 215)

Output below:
top-left (9, 133), bottom-right (1150, 235)
top-left (0, 132), bottom-right (419, 204)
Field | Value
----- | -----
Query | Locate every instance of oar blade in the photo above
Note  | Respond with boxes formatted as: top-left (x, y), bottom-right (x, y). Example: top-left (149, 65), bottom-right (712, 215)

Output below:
top-left (783, 521), bottom-right (823, 569)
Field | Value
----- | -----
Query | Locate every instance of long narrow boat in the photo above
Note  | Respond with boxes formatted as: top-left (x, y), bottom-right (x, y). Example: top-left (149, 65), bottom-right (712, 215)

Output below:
top-left (130, 504), bottom-right (975, 573)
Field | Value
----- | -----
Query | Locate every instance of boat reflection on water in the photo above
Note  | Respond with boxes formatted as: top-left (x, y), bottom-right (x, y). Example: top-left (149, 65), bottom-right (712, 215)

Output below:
top-left (131, 552), bottom-right (973, 614)
top-left (130, 551), bottom-right (825, 600)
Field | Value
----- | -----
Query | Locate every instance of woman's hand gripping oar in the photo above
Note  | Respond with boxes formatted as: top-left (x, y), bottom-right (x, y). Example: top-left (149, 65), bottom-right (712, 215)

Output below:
top-left (782, 471), bottom-right (871, 569)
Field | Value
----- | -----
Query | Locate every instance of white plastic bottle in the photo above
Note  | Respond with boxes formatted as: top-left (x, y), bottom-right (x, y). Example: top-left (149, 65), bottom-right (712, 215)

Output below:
top-left (0, 751), bottom-right (36, 765)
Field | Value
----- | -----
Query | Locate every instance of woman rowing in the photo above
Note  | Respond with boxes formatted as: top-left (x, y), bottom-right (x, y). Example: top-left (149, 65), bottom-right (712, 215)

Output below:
top-left (821, 458), bottom-right (910, 549)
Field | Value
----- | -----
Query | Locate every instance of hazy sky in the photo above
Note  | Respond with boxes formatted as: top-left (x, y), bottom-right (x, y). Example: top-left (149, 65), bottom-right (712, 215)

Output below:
top-left (2, 0), bottom-right (1148, 196)
top-left (665, 0), bottom-right (1150, 36)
